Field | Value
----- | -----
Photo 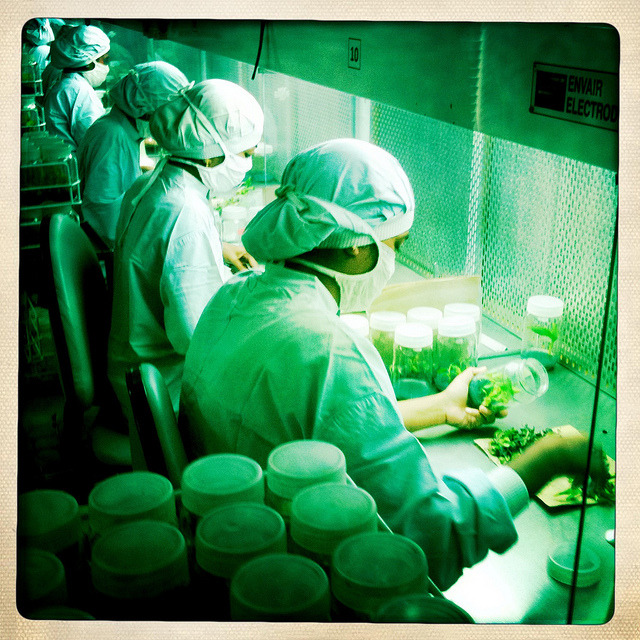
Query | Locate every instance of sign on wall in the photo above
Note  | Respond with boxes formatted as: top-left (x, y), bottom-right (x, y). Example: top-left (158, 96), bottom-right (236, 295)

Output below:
top-left (530, 62), bottom-right (619, 132)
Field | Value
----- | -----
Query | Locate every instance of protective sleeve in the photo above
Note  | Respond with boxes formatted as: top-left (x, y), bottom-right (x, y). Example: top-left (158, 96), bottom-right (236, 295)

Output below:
top-left (314, 391), bottom-right (520, 590)
top-left (160, 228), bottom-right (230, 356)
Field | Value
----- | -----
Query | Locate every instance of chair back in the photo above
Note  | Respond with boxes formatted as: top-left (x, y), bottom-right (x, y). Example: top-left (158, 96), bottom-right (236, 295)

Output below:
top-left (126, 363), bottom-right (188, 488)
top-left (40, 213), bottom-right (111, 410)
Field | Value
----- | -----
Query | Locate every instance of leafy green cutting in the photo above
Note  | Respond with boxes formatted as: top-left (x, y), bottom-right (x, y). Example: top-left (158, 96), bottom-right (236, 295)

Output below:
top-left (556, 452), bottom-right (616, 505)
top-left (213, 178), bottom-right (254, 211)
top-left (488, 426), bottom-right (551, 464)
top-left (470, 372), bottom-right (519, 412)
top-left (530, 323), bottom-right (558, 354)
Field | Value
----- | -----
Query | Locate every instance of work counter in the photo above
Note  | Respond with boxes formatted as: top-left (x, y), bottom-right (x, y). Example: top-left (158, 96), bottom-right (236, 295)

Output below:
top-left (400, 286), bottom-right (617, 624)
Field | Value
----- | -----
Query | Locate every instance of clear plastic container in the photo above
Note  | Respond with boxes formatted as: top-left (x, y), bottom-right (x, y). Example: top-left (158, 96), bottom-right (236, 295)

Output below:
top-left (467, 358), bottom-right (549, 412)
top-left (444, 302), bottom-right (482, 346)
top-left (230, 553), bottom-right (330, 621)
top-left (181, 453), bottom-right (265, 519)
top-left (406, 306), bottom-right (442, 335)
top-left (521, 295), bottom-right (564, 370)
top-left (221, 205), bottom-right (248, 244)
top-left (290, 483), bottom-right (378, 570)
top-left (90, 520), bottom-right (191, 620)
top-left (265, 440), bottom-right (347, 524)
top-left (88, 471), bottom-right (177, 537)
top-left (331, 532), bottom-right (429, 622)
top-left (369, 311), bottom-right (406, 375)
top-left (17, 549), bottom-right (68, 614)
top-left (339, 313), bottom-right (370, 338)
top-left (391, 322), bottom-right (436, 400)
top-left (192, 502), bottom-right (286, 621)
top-left (434, 316), bottom-right (478, 391)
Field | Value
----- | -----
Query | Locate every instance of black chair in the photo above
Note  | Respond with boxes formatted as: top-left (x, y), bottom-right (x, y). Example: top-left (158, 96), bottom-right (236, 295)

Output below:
top-left (39, 213), bottom-right (131, 494)
top-left (126, 363), bottom-right (188, 488)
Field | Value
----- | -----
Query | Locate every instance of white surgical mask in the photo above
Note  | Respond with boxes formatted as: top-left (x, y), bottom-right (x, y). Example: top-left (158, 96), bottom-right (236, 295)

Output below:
top-left (82, 61), bottom-right (109, 88)
top-left (180, 153), bottom-right (252, 196)
top-left (292, 239), bottom-right (396, 313)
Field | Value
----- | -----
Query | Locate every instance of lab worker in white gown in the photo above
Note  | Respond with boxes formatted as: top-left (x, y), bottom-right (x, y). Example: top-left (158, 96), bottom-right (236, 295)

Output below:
top-left (108, 79), bottom-right (263, 468)
top-left (180, 138), bottom-right (606, 590)
top-left (44, 24), bottom-right (110, 151)
top-left (22, 18), bottom-right (54, 73)
top-left (77, 61), bottom-right (190, 248)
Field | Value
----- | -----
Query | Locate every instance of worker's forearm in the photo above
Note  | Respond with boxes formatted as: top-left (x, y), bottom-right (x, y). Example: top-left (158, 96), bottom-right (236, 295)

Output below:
top-left (507, 435), bottom-right (561, 496)
top-left (398, 394), bottom-right (447, 431)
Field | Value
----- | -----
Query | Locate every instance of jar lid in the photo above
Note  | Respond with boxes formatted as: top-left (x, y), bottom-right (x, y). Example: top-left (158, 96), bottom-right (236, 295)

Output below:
top-left (331, 532), bottom-right (428, 615)
top-left (266, 440), bottom-right (346, 500)
top-left (17, 549), bottom-right (67, 607)
top-left (230, 553), bottom-right (330, 621)
top-left (547, 541), bottom-right (601, 587)
top-left (369, 311), bottom-right (406, 332)
top-left (444, 302), bottom-right (481, 322)
top-left (91, 520), bottom-right (189, 599)
top-left (340, 313), bottom-right (370, 337)
top-left (394, 322), bottom-right (433, 349)
top-left (437, 316), bottom-right (476, 338)
top-left (18, 490), bottom-right (81, 554)
top-left (373, 593), bottom-right (475, 623)
top-left (181, 454), bottom-right (264, 517)
top-left (291, 483), bottom-right (378, 555)
top-left (88, 471), bottom-right (176, 535)
top-left (526, 295), bottom-right (564, 319)
top-left (406, 306), bottom-right (442, 329)
top-left (195, 502), bottom-right (286, 579)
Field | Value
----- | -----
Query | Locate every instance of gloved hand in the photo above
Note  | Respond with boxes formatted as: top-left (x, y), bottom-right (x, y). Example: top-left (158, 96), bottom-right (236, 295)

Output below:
top-left (223, 242), bottom-right (258, 272)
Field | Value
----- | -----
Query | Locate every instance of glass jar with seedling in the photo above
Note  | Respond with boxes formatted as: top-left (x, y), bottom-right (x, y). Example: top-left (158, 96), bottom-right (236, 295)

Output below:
top-left (467, 358), bottom-right (549, 412)
top-left (521, 295), bottom-right (564, 370)
top-left (434, 316), bottom-right (477, 391)
top-left (443, 302), bottom-right (482, 348)
top-left (369, 311), bottom-right (406, 377)
top-left (391, 322), bottom-right (436, 400)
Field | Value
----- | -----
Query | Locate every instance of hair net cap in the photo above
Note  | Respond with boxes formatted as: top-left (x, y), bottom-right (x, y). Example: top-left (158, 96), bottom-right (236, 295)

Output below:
top-left (24, 19), bottom-right (54, 47)
top-left (242, 139), bottom-right (415, 262)
top-left (149, 79), bottom-right (264, 159)
top-left (50, 25), bottom-right (110, 69)
top-left (109, 62), bottom-right (190, 119)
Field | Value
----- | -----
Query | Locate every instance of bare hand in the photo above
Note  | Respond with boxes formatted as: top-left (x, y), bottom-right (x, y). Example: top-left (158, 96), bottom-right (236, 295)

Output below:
top-left (441, 366), bottom-right (508, 430)
top-left (223, 243), bottom-right (258, 272)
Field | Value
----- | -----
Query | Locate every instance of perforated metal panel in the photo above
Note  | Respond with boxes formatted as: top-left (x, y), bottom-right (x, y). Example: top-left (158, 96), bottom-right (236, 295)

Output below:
top-left (480, 137), bottom-right (617, 392)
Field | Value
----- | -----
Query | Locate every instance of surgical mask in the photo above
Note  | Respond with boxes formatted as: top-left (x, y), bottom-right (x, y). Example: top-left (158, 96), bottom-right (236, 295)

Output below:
top-left (82, 61), bottom-right (109, 88)
top-left (292, 239), bottom-right (396, 313)
top-left (180, 153), bottom-right (252, 196)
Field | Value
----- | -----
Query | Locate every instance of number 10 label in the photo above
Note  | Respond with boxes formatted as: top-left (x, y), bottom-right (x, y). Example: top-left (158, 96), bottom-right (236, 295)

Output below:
top-left (348, 38), bottom-right (361, 70)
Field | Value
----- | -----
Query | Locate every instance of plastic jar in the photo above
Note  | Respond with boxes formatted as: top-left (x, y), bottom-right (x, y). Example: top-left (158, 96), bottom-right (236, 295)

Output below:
top-left (290, 483), bottom-right (378, 571)
top-left (265, 440), bottom-right (347, 525)
top-left (88, 471), bottom-right (177, 538)
top-left (339, 313), bottom-right (370, 338)
top-left (521, 295), bottom-right (564, 370)
top-left (434, 316), bottom-right (478, 391)
top-left (220, 206), bottom-right (247, 244)
top-left (444, 302), bottom-right (482, 346)
top-left (369, 311), bottom-right (406, 375)
top-left (90, 520), bottom-right (191, 620)
top-left (391, 322), bottom-right (436, 400)
top-left (406, 306), bottom-right (442, 336)
top-left (192, 502), bottom-right (286, 620)
top-left (467, 358), bottom-right (549, 412)
top-left (330, 532), bottom-right (429, 622)
top-left (181, 454), bottom-right (265, 541)
top-left (373, 593), bottom-right (475, 623)
top-left (17, 549), bottom-right (68, 615)
top-left (230, 553), bottom-right (331, 621)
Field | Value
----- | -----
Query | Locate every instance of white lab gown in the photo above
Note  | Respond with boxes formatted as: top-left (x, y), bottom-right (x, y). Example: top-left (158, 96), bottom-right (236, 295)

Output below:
top-left (77, 107), bottom-right (141, 248)
top-left (108, 163), bottom-right (231, 429)
top-left (181, 263), bottom-right (528, 590)
top-left (44, 72), bottom-right (105, 151)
